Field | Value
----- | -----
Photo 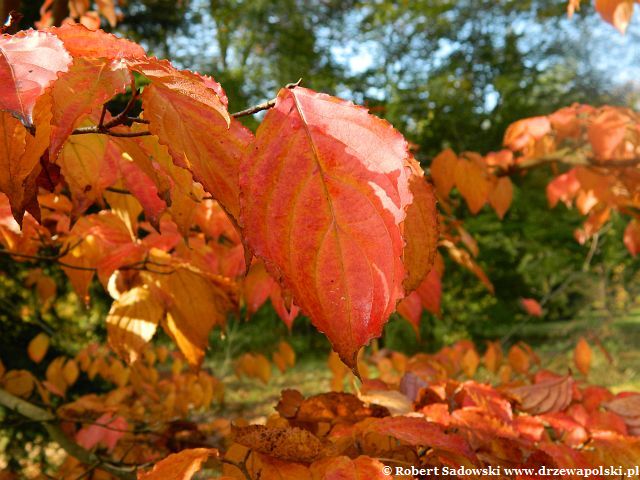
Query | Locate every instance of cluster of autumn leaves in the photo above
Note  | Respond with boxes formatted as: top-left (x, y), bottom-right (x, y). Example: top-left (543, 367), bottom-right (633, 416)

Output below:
top-left (6, 332), bottom-right (640, 479)
top-left (3, 7), bottom-right (640, 479)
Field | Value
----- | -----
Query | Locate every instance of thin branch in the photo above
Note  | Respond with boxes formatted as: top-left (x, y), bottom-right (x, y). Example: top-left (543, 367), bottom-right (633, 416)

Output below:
top-left (106, 186), bottom-right (131, 195)
top-left (231, 79), bottom-right (302, 118)
top-left (71, 78), bottom-right (150, 138)
top-left (103, 79), bottom-right (140, 129)
top-left (98, 104), bottom-right (108, 129)
top-left (0, 388), bottom-right (136, 480)
top-left (126, 116), bottom-right (150, 124)
top-left (72, 127), bottom-right (151, 138)
top-left (0, 249), bottom-right (175, 274)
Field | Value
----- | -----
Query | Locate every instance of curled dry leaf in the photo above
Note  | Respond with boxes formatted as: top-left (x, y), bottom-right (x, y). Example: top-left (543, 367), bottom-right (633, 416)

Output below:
top-left (277, 391), bottom-right (389, 425)
top-left (604, 394), bottom-right (640, 435)
top-left (231, 424), bottom-right (323, 463)
top-left (507, 375), bottom-right (574, 415)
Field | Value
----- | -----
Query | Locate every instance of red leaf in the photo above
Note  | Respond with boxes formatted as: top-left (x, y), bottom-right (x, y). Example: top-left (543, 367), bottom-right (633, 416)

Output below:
top-left (368, 416), bottom-right (477, 463)
top-left (139, 448), bottom-right (218, 480)
top-left (396, 291), bottom-right (422, 334)
top-left (503, 116), bottom-right (551, 152)
top-left (416, 261), bottom-right (442, 316)
top-left (241, 87), bottom-right (416, 369)
top-left (520, 298), bottom-right (543, 317)
top-left (624, 219), bottom-right (640, 256)
top-left (0, 30), bottom-right (71, 126)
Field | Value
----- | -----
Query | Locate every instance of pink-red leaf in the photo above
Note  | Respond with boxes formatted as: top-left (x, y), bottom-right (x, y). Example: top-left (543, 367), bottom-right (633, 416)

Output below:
top-left (0, 30), bottom-right (71, 126)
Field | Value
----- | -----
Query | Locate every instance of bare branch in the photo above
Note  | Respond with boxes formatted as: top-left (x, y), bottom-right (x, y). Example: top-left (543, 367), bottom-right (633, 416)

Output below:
top-left (231, 79), bottom-right (302, 118)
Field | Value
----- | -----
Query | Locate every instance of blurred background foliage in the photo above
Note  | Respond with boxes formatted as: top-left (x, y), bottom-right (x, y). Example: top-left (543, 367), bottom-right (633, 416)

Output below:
top-left (3, 0), bottom-right (640, 381)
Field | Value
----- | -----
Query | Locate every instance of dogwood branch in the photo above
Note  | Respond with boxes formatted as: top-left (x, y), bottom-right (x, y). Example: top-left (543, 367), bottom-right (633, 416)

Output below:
top-left (0, 388), bottom-right (136, 480)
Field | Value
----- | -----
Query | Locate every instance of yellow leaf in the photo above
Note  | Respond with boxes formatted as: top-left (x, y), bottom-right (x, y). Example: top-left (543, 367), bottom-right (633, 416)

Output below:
top-left (106, 286), bottom-right (163, 364)
top-left (146, 263), bottom-right (237, 368)
top-left (27, 333), bottom-right (50, 364)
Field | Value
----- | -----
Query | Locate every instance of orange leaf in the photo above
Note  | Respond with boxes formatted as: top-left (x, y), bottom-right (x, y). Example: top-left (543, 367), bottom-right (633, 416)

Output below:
top-left (595, 0), bottom-right (635, 33)
top-left (138, 448), bottom-right (218, 480)
top-left (483, 341), bottom-right (503, 373)
top-left (49, 57), bottom-right (130, 158)
top-left (587, 107), bottom-right (628, 158)
top-left (241, 87), bottom-right (417, 369)
top-left (402, 168), bottom-right (439, 292)
top-left (27, 333), bottom-right (50, 364)
top-left (454, 158), bottom-right (490, 214)
top-left (547, 169), bottom-right (580, 208)
top-left (574, 337), bottom-right (592, 376)
top-left (488, 176), bottom-right (513, 219)
top-left (131, 57), bottom-right (249, 221)
top-left (507, 344), bottom-right (530, 374)
top-left (520, 298), bottom-right (543, 317)
top-left (56, 132), bottom-right (120, 208)
top-left (232, 425), bottom-right (322, 463)
top-left (461, 348), bottom-right (480, 378)
top-left (1, 370), bottom-right (35, 397)
top-left (310, 456), bottom-right (387, 480)
top-left (51, 24), bottom-right (146, 59)
top-left (429, 148), bottom-right (458, 197)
